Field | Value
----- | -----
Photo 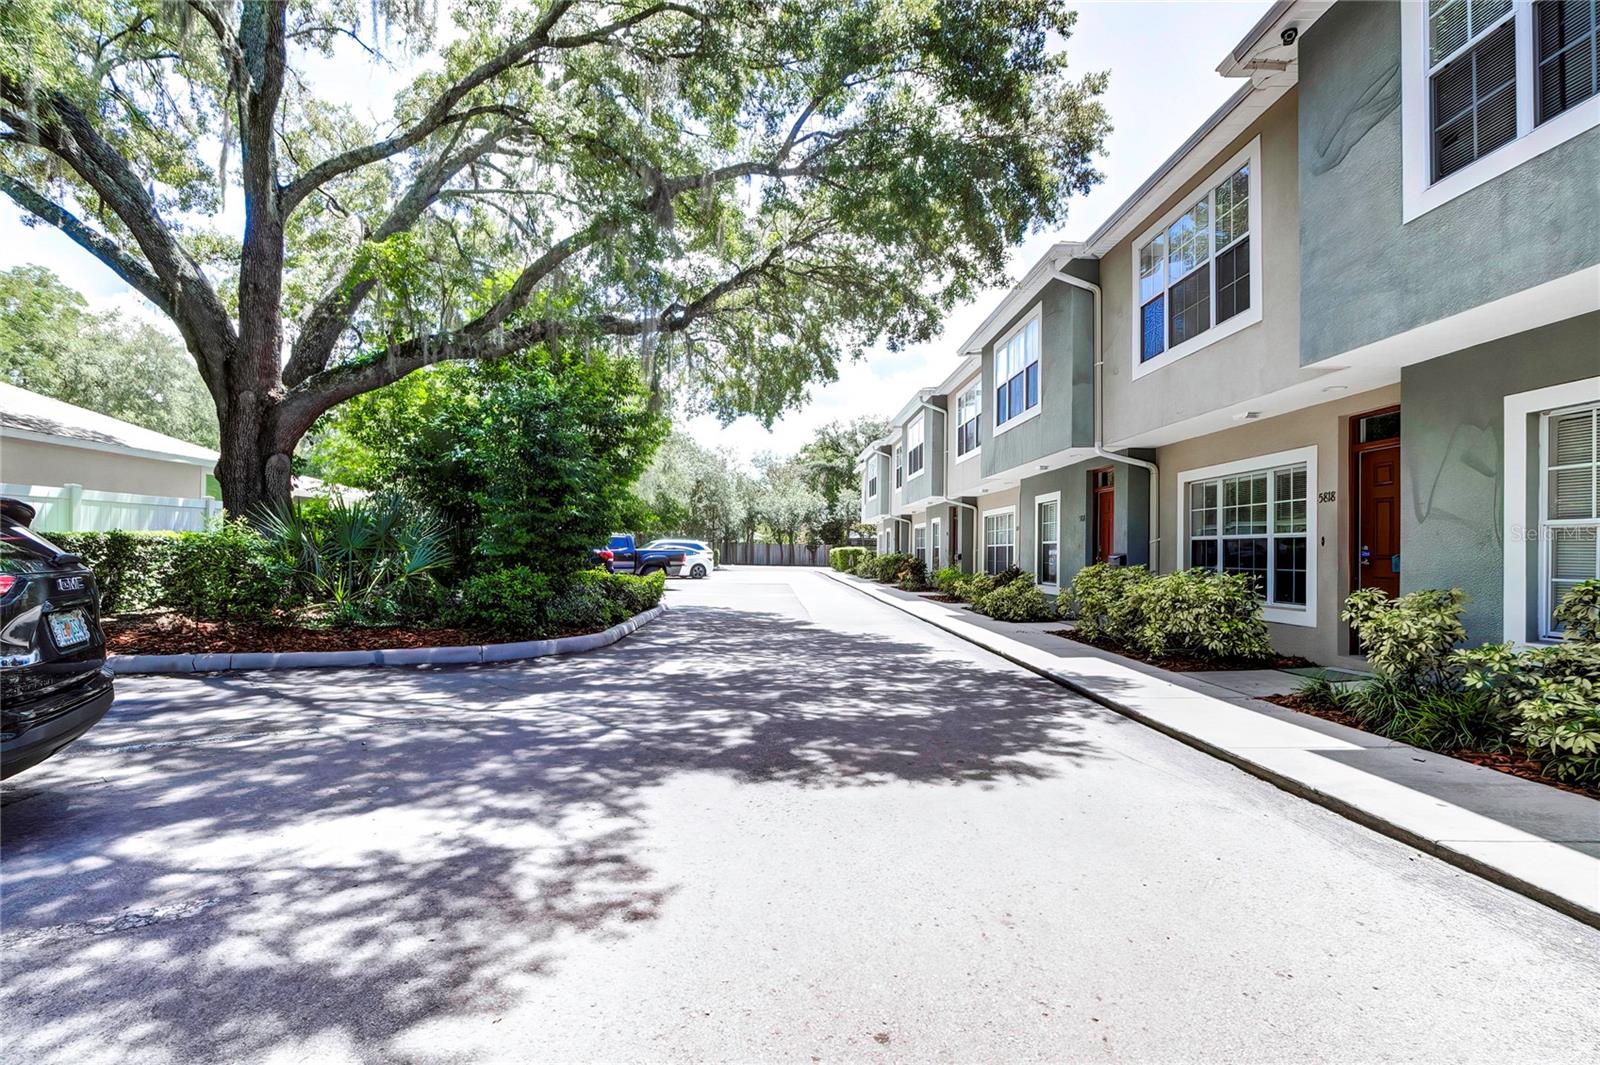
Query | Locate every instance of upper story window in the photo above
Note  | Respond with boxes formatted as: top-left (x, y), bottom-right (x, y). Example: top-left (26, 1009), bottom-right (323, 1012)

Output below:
top-left (894, 445), bottom-right (903, 488)
top-left (955, 383), bottom-right (981, 457)
top-left (994, 309), bottom-right (1040, 431)
top-left (906, 418), bottom-right (925, 476)
top-left (1131, 138), bottom-right (1261, 378)
top-left (1402, 2), bottom-right (1600, 220)
top-left (866, 462), bottom-right (878, 499)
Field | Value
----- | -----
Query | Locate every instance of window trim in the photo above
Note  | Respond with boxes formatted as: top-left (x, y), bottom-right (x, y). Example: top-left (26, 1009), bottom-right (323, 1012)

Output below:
top-left (1402, 0), bottom-right (1600, 223)
top-left (864, 457), bottom-right (879, 500)
top-left (1034, 491), bottom-right (1062, 591)
top-left (931, 516), bottom-right (943, 571)
top-left (906, 417), bottom-right (926, 477)
top-left (979, 505), bottom-right (1018, 575)
top-left (992, 305), bottom-right (1043, 437)
top-left (894, 444), bottom-right (904, 489)
top-left (1503, 376), bottom-right (1600, 643)
top-left (913, 521), bottom-right (928, 568)
top-left (1174, 445), bottom-right (1318, 627)
top-left (954, 379), bottom-right (983, 462)
top-left (1538, 400), bottom-right (1600, 639)
top-left (1129, 137), bottom-right (1264, 380)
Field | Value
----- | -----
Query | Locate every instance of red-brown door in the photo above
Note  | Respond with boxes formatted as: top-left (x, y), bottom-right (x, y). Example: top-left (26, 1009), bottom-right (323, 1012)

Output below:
top-left (1357, 447), bottom-right (1401, 597)
top-left (1091, 469), bottom-right (1115, 564)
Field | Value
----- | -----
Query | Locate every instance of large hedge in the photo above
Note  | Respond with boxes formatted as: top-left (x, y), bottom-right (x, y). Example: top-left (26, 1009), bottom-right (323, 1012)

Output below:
top-left (50, 525), bottom-right (287, 619)
top-left (448, 567), bottom-right (666, 638)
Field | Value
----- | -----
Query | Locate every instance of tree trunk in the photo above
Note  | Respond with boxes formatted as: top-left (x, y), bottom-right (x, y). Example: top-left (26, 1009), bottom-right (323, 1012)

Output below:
top-left (215, 387), bottom-right (295, 519)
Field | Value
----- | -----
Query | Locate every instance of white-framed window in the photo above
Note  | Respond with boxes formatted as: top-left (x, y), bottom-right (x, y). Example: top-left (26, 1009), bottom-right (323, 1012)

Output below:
top-left (993, 307), bottom-right (1041, 433)
top-left (894, 445), bottom-right (904, 489)
top-left (865, 461), bottom-right (878, 500)
top-left (982, 508), bottom-right (1017, 574)
top-left (1402, 1), bottom-right (1600, 221)
top-left (955, 381), bottom-right (982, 458)
top-left (1132, 138), bottom-right (1262, 378)
top-left (1542, 401), bottom-right (1600, 637)
top-left (931, 517), bottom-right (942, 571)
top-left (1176, 446), bottom-right (1317, 627)
top-left (1035, 492), bottom-right (1061, 587)
top-left (906, 417), bottom-right (925, 477)
top-left (913, 522), bottom-right (928, 566)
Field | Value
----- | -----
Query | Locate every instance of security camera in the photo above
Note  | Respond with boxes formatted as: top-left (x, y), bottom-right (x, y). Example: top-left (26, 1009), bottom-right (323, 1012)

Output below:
top-left (1280, 26), bottom-right (1299, 46)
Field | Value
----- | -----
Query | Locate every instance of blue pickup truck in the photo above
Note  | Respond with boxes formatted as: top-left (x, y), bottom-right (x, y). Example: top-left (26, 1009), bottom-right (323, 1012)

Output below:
top-left (592, 534), bottom-right (685, 577)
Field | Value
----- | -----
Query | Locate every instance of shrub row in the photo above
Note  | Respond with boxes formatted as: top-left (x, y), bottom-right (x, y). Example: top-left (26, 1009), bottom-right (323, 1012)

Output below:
top-left (448, 567), bottom-right (666, 638)
top-left (52, 525), bottom-right (289, 619)
top-left (1063, 563), bottom-right (1272, 661)
top-left (850, 551), bottom-right (927, 588)
top-left (1313, 581), bottom-right (1600, 786)
top-left (828, 546), bottom-right (869, 573)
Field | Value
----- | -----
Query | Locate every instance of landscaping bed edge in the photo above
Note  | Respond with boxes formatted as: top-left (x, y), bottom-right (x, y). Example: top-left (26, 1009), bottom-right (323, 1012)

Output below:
top-left (106, 604), bottom-right (668, 674)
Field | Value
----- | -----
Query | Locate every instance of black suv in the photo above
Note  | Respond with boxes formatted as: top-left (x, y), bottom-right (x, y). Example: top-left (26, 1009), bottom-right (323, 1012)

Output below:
top-left (1, 497), bottom-right (114, 779)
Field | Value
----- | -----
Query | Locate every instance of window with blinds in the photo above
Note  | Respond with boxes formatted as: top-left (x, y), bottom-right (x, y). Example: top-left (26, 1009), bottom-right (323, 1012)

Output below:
top-left (1429, 0), bottom-right (1518, 181)
top-left (1537, 1), bottom-right (1600, 123)
top-left (983, 511), bottom-right (1016, 574)
top-left (1545, 404), bottom-right (1600, 636)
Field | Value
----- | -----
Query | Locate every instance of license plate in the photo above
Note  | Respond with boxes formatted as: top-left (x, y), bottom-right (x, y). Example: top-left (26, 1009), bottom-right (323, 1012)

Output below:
top-left (48, 609), bottom-right (91, 648)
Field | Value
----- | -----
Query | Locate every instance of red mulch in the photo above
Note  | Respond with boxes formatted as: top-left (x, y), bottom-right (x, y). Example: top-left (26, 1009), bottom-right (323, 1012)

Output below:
top-left (1264, 692), bottom-right (1600, 801)
top-left (103, 613), bottom-right (491, 655)
top-left (1048, 628), bottom-right (1314, 673)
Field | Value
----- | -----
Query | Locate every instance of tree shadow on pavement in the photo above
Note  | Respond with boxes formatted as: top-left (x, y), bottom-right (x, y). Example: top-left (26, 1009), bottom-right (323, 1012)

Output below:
top-left (0, 597), bottom-right (1110, 1064)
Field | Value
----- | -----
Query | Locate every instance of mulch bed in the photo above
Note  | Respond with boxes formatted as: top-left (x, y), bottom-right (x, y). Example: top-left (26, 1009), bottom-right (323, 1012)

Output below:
top-left (919, 593), bottom-right (963, 603)
top-left (104, 613), bottom-right (493, 655)
top-left (1048, 628), bottom-right (1314, 673)
top-left (1265, 692), bottom-right (1600, 801)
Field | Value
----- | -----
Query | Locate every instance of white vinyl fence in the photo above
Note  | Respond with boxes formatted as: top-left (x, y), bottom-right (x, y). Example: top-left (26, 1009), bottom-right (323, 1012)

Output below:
top-left (2, 482), bottom-right (221, 533)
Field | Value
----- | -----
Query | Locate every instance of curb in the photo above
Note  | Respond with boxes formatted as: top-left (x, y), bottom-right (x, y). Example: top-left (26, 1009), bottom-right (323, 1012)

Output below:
top-left (106, 604), bottom-right (668, 675)
top-left (823, 571), bottom-right (1600, 930)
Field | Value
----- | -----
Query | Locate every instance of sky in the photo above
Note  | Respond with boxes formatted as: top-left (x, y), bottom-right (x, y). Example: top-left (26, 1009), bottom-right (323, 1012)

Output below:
top-left (0, 0), bottom-right (1272, 466)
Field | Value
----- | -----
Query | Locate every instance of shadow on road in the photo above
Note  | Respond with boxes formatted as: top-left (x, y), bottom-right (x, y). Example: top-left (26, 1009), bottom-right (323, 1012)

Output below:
top-left (1, 595), bottom-right (1109, 1063)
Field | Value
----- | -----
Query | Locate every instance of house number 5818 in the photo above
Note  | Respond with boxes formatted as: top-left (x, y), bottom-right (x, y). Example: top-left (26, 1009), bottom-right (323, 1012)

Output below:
top-left (1317, 491), bottom-right (1336, 503)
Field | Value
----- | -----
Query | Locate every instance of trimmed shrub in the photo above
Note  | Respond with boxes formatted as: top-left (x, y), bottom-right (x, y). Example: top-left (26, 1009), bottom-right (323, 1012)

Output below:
top-left (49, 530), bottom-right (177, 614)
top-left (164, 522), bottom-right (292, 620)
top-left (829, 547), bottom-right (869, 573)
top-left (450, 567), bottom-right (665, 638)
top-left (991, 564), bottom-right (1024, 588)
top-left (864, 551), bottom-right (918, 584)
top-left (932, 566), bottom-right (964, 596)
top-left (1062, 563), bottom-right (1153, 642)
top-left (450, 565), bottom-right (555, 635)
top-left (1554, 577), bottom-right (1600, 643)
top-left (895, 555), bottom-right (929, 590)
top-left (1343, 587), bottom-right (1467, 690)
top-left (953, 571), bottom-right (995, 604)
top-left (973, 575), bottom-right (1056, 622)
top-left (1124, 568), bottom-right (1271, 660)
top-left (1458, 641), bottom-right (1600, 785)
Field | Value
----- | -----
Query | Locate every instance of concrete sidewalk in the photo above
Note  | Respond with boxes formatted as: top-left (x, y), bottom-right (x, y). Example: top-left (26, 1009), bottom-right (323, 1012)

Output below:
top-left (824, 571), bottom-right (1600, 928)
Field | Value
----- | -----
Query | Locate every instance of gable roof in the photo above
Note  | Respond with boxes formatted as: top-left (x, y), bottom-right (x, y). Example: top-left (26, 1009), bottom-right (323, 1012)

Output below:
top-left (0, 382), bottom-right (218, 467)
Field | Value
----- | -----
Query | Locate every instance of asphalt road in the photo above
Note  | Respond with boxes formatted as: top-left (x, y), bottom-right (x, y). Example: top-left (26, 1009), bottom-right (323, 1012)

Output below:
top-left (2, 568), bottom-right (1597, 1064)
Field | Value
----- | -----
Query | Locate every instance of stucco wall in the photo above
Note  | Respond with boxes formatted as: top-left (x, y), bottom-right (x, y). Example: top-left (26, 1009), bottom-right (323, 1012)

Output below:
top-left (899, 398), bottom-right (947, 506)
top-left (974, 487), bottom-right (1022, 571)
top-left (1297, 1), bottom-right (1600, 364)
top-left (0, 437), bottom-right (209, 498)
top-left (1016, 458), bottom-right (1152, 593)
top-left (1101, 89), bottom-right (1303, 445)
top-left (944, 369), bottom-right (985, 500)
top-left (980, 280), bottom-right (1094, 478)
top-left (1400, 312), bottom-right (1600, 645)
top-left (860, 451), bottom-right (890, 521)
top-left (1152, 384), bottom-right (1400, 665)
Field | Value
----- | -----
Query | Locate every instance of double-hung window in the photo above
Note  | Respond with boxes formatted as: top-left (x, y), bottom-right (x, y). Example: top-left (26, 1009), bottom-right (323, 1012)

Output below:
top-left (1186, 461), bottom-right (1309, 609)
top-left (931, 517), bottom-right (942, 570)
top-left (955, 383), bottom-right (982, 457)
top-left (1134, 139), bottom-right (1259, 374)
top-left (994, 310), bottom-right (1040, 430)
top-left (1403, 2), bottom-right (1600, 218)
top-left (1036, 496), bottom-right (1060, 587)
top-left (866, 465), bottom-right (878, 499)
top-left (913, 523), bottom-right (928, 566)
top-left (894, 446), bottom-right (903, 489)
top-left (1543, 403), bottom-right (1599, 636)
top-left (906, 418), bottom-right (925, 477)
top-left (983, 510), bottom-right (1016, 574)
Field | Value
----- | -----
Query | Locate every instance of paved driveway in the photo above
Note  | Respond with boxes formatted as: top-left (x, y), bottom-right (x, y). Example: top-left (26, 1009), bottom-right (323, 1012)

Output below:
top-left (3, 569), bottom-right (1597, 1064)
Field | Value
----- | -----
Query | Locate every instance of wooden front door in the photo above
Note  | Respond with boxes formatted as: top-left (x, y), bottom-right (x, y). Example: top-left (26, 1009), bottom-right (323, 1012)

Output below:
top-left (1356, 446), bottom-right (1401, 598)
top-left (1091, 468), bottom-right (1115, 564)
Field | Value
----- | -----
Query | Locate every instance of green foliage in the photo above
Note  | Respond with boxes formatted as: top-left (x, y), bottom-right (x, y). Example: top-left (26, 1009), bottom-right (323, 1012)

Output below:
top-left (255, 495), bottom-right (451, 624)
top-left (796, 417), bottom-right (892, 544)
top-left (302, 351), bottom-right (665, 573)
top-left (163, 522), bottom-right (290, 621)
top-left (973, 576), bottom-right (1057, 622)
top-left (635, 432), bottom-right (743, 546)
top-left (1553, 578), bottom-right (1600, 643)
top-left (829, 547), bottom-right (869, 573)
top-left (1062, 564), bottom-right (1153, 642)
top-left (862, 552), bottom-right (922, 585)
top-left (48, 530), bottom-right (176, 614)
top-left (1458, 642), bottom-right (1600, 785)
top-left (1124, 568), bottom-right (1272, 660)
top-left (1343, 587), bottom-right (1468, 690)
top-left (953, 572), bottom-right (997, 604)
top-left (0, 266), bottom-right (218, 448)
top-left (449, 567), bottom-right (665, 639)
top-left (933, 566), bottom-right (965, 596)
top-left (991, 565), bottom-right (1025, 588)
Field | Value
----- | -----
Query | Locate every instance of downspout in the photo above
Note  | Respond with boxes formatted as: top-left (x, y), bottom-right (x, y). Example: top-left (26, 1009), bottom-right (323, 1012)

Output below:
top-left (1051, 268), bottom-right (1163, 571)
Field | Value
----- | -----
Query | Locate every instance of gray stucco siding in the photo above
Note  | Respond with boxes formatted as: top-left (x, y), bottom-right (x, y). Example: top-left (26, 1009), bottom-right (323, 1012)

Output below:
top-left (899, 400), bottom-right (946, 505)
top-left (1015, 459), bottom-right (1152, 591)
top-left (1399, 312), bottom-right (1600, 645)
top-left (980, 280), bottom-right (1094, 479)
top-left (1297, 1), bottom-right (1600, 366)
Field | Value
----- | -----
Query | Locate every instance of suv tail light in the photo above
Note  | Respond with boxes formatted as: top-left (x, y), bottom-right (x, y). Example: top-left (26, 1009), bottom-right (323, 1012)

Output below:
top-left (0, 575), bottom-right (15, 598)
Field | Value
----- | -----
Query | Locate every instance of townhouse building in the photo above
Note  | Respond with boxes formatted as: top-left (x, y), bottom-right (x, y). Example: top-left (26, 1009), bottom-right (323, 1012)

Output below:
top-left (861, 0), bottom-right (1599, 665)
